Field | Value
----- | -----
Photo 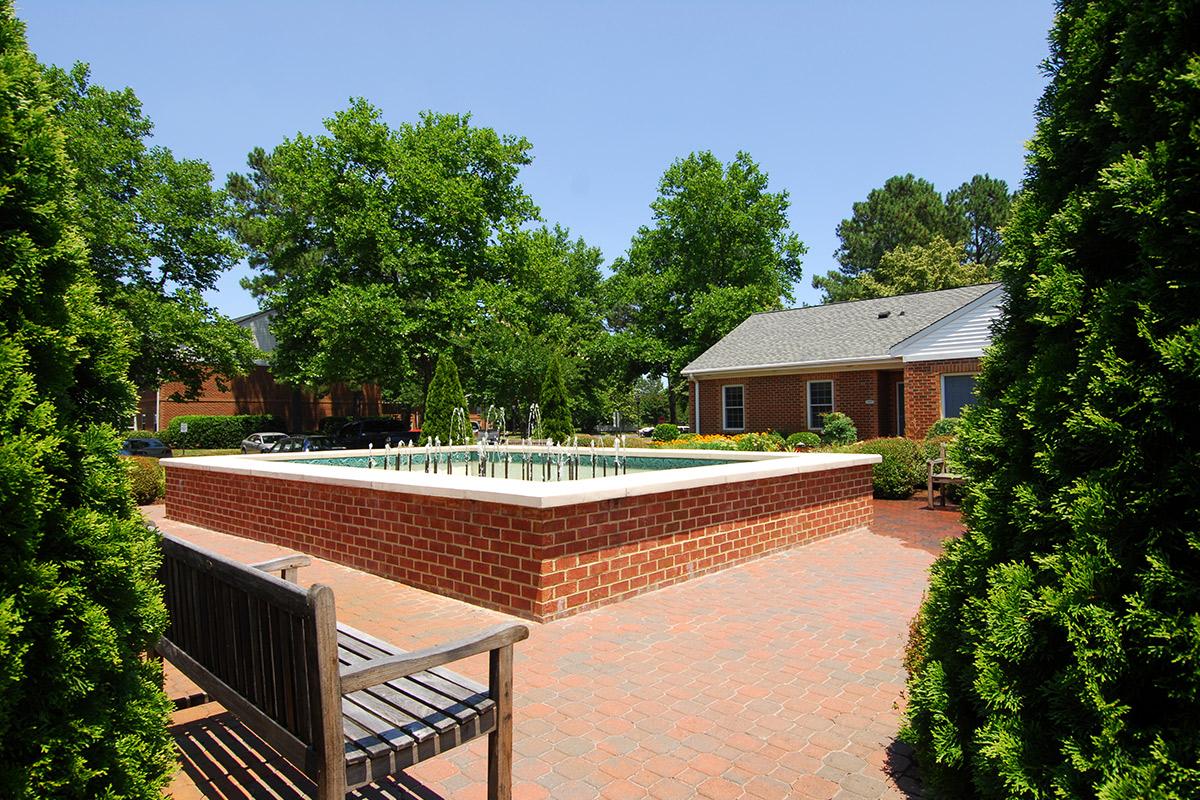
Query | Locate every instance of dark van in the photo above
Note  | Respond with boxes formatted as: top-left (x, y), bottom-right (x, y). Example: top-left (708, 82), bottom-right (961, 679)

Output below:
top-left (335, 418), bottom-right (419, 449)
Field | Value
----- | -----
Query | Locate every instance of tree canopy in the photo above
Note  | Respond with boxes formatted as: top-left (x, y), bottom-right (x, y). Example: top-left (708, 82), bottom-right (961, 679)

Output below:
top-left (814, 173), bottom-right (1013, 302)
top-left (46, 63), bottom-right (257, 400)
top-left (606, 150), bottom-right (805, 419)
top-left (906, 1), bottom-right (1200, 796)
top-left (226, 102), bottom-right (539, 400)
top-left (0, 5), bottom-right (172, 795)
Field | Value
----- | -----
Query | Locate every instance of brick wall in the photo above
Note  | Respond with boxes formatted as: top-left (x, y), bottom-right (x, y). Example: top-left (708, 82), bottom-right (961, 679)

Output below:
top-left (693, 370), bottom-right (891, 439)
top-left (902, 357), bottom-right (982, 439)
top-left (138, 365), bottom-right (385, 432)
top-left (166, 462), bottom-right (874, 622)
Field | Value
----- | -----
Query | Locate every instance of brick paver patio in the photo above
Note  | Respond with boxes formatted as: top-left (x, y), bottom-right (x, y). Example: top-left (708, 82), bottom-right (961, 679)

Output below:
top-left (149, 498), bottom-right (963, 800)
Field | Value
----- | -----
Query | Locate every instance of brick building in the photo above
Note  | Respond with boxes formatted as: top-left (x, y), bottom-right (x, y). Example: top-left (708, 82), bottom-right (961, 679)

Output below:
top-left (682, 284), bottom-right (1003, 440)
top-left (136, 309), bottom-right (398, 432)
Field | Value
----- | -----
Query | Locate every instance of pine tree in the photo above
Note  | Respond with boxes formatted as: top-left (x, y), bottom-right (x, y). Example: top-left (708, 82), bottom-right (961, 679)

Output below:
top-left (0, 4), bottom-right (173, 797)
top-left (539, 354), bottom-right (573, 443)
top-left (419, 352), bottom-right (469, 445)
top-left (906, 2), bottom-right (1200, 797)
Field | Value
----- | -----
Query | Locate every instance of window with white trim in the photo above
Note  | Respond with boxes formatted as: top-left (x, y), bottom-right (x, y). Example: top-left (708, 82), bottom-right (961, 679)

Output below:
top-left (941, 374), bottom-right (979, 418)
top-left (722, 385), bottom-right (744, 430)
top-left (807, 380), bottom-right (833, 430)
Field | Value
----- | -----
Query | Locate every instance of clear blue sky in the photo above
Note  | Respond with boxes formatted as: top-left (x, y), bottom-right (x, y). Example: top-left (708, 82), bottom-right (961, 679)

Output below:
top-left (23, 1), bottom-right (1053, 318)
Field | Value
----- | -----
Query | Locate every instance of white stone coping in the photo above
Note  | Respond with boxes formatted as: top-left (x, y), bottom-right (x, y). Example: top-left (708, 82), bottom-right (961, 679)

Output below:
top-left (162, 446), bottom-right (881, 510)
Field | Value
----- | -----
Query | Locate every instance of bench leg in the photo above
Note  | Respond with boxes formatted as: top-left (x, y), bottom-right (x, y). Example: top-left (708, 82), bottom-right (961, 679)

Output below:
top-left (488, 645), bottom-right (515, 800)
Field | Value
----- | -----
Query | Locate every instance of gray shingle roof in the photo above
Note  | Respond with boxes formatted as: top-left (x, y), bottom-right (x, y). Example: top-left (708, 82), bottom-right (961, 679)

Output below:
top-left (682, 283), bottom-right (999, 375)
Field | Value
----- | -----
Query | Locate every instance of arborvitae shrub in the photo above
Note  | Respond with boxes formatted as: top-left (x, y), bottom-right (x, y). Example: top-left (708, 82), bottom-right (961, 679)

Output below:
top-left (652, 423), bottom-right (680, 442)
top-left (123, 455), bottom-right (165, 504)
top-left (906, 3), bottom-right (1200, 797)
top-left (420, 353), bottom-right (469, 445)
top-left (164, 414), bottom-right (283, 448)
top-left (853, 437), bottom-right (924, 499)
top-left (538, 354), bottom-right (573, 443)
top-left (819, 412), bottom-right (857, 445)
top-left (0, 7), bottom-right (173, 795)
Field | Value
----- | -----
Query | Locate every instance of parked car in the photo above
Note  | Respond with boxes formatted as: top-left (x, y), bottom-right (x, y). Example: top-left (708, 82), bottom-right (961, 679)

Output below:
top-left (119, 437), bottom-right (173, 458)
top-left (241, 431), bottom-right (288, 454)
top-left (336, 418), bottom-right (419, 449)
top-left (637, 424), bottom-right (690, 438)
top-left (268, 435), bottom-right (342, 453)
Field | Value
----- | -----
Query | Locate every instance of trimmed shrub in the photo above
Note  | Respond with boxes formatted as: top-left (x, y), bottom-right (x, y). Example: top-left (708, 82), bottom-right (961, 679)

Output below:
top-left (122, 455), bottom-right (165, 504)
top-left (0, 13), bottom-right (173, 795)
top-left (906, 4), bottom-right (1200, 797)
top-left (924, 417), bottom-right (961, 439)
top-left (853, 437), bottom-right (924, 499)
top-left (819, 412), bottom-right (857, 445)
top-left (652, 423), bottom-right (680, 442)
top-left (538, 354), bottom-right (574, 443)
top-left (165, 414), bottom-right (283, 449)
top-left (787, 431), bottom-right (821, 449)
top-left (421, 352), bottom-right (469, 445)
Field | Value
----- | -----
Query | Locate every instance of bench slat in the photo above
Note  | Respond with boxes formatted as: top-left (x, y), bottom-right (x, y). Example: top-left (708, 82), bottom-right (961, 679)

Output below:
top-left (336, 628), bottom-right (493, 724)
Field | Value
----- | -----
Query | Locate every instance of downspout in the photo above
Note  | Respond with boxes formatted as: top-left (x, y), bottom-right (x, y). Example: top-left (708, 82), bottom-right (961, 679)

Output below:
top-left (694, 381), bottom-right (700, 435)
top-left (155, 386), bottom-right (161, 432)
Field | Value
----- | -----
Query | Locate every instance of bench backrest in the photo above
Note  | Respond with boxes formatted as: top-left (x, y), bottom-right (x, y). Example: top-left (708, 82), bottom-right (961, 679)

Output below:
top-left (159, 534), bottom-right (339, 768)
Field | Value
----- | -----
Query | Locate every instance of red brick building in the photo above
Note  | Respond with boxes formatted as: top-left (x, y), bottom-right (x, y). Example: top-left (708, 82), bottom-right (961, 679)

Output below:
top-left (135, 310), bottom-right (396, 432)
top-left (682, 284), bottom-right (1003, 440)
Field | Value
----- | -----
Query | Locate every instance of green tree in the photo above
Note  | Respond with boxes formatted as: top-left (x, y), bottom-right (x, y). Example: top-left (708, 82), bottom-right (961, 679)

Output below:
top-left (459, 225), bottom-right (606, 428)
top-left (606, 151), bottom-right (805, 420)
top-left (906, 2), bottom-right (1200, 797)
top-left (815, 173), bottom-right (1013, 302)
top-left (419, 353), bottom-right (469, 445)
top-left (538, 354), bottom-right (574, 443)
top-left (821, 235), bottom-right (992, 301)
top-left (46, 63), bottom-right (257, 401)
top-left (226, 102), bottom-right (539, 400)
top-left (945, 174), bottom-right (1013, 268)
top-left (0, 5), bottom-right (173, 796)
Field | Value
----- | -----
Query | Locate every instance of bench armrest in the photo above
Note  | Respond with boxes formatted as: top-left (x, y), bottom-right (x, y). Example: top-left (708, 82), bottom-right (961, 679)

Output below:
top-left (339, 623), bottom-right (529, 694)
top-left (250, 554), bottom-right (311, 583)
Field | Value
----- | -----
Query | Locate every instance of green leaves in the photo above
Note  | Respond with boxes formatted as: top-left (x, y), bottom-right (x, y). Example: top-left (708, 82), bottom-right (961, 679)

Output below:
top-left (607, 150), bottom-right (804, 416)
top-left (228, 102), bottom-right (539, 398)
top-left (905, 2), bottom-right (1200, 797)
top-left (814, 173), bottom-right (1013, 302)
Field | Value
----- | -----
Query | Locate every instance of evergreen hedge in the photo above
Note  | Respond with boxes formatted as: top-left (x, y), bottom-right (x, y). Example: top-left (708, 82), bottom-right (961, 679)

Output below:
top-left (0, 6), bottom-right (173, 795)
top-left (420, 353), bottom-right (469, 445)
top-left (164, 414), bottom-right (283, 449)
top-left (853, 437), bottom-right (924, 499)
top-left (651, 423), bottom-right (680, 442)
top-left (538, 354), bottom-right (574, 443)
top-left (906, 3), bottom-right (1200, 796)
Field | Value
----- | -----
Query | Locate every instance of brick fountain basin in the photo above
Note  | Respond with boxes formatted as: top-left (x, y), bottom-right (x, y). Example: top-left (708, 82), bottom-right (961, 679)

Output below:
top-left (163, 447), bottom-right (881, 621)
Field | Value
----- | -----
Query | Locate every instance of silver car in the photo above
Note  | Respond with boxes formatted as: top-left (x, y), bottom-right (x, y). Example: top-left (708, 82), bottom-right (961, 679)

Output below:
top-left (241, 432), bottom-right (288, 454)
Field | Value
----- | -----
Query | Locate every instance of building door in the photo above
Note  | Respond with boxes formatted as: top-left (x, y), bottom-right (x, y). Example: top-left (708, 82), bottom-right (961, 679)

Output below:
top-left (896, 382), bottom-right (906, 437)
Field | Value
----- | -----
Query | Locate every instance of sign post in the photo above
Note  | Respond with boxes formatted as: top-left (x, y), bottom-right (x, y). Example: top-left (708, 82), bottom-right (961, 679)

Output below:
top-left (179, 422), bottom-right (188, 457)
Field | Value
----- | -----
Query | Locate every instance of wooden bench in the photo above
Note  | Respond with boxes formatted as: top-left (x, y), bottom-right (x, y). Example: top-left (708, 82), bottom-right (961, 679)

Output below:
top-left (157, 533), bottom-right (529, 799)
top-left (927, 441), bottom-right (964, 508)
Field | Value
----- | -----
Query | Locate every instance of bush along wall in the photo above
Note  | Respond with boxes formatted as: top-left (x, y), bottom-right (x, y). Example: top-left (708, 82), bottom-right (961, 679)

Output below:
top-left (905, 3), bottom-right (1200, 797)
top-left (853, 438), bottom-right (924, 499)
top-left (164, 414), bottom-right (284, 449)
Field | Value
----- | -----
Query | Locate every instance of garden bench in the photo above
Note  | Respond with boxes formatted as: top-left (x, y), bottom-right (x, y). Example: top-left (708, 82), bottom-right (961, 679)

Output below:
top-left (927, 440), bottom-right (964, 508)
top-left (156, 533), bottom-right (529, 799)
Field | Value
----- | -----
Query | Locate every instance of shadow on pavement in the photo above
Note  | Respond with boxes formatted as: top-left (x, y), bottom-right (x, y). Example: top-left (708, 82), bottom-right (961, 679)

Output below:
top-left (884, 738), bottom-right (925, 798)
top-left (171, 710), bottom-right (445, 800)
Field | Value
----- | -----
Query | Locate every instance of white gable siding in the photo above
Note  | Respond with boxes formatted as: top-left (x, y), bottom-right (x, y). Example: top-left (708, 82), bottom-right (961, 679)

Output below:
top-left (890, 287), bottom-right (1004, 362)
